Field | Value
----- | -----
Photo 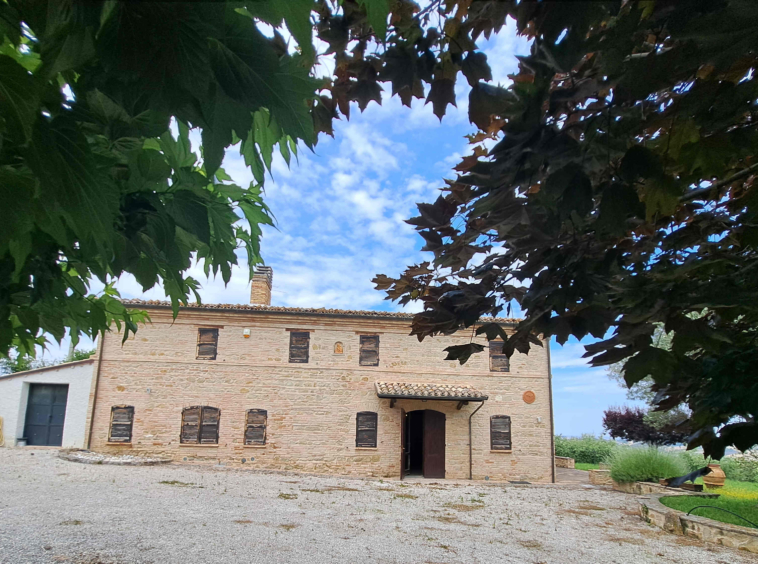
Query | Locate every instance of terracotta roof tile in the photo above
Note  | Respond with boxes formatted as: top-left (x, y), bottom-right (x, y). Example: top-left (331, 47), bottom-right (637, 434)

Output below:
top-left (122, 299), bottom-right (520, 324)
top-left (375, 381), bottom-right (488, 401)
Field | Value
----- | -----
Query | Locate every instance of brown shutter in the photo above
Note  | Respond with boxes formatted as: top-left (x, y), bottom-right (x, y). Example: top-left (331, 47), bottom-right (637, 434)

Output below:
top-left (356, 411), bottom-right (378, 447)
top-left (181, 406), bottom-right (201, 443)
top-left (245, 409), bottom-right (267, 445)
top-left (200, 407), bottom-right (220, 444)
top-left (490, 415), bottom-right (512, 451)
top-left (289, 332), bottom-right (310, 363)
top-left (109, 406), bottom-right (134, 443)
top-left (197, 329), bottom-right (218, 360)
top-left (489, 341), bottom-right (510, 372)
top-left (359, 335), bottom-right (379, 366)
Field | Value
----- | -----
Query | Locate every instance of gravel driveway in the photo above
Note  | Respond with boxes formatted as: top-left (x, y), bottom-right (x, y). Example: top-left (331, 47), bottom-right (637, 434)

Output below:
top-left (0, 449), bottom-right (750, 564)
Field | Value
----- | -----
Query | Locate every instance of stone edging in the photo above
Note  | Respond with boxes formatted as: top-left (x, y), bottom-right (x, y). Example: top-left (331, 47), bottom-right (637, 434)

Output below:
top-left (639, 493), bottom-right (758, 553)
top-left (59, 450), bottom-right (171, 466)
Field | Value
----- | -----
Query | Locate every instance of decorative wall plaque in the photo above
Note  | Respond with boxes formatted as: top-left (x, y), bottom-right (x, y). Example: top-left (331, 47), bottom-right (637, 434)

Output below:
top-left (334, 341), bottom-right (344, 354)
top-left (522, 390), bottom-right (536, 404)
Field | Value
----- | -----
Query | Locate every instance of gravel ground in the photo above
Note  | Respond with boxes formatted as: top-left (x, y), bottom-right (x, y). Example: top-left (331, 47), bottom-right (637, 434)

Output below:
top-left (0, 449), bottom-right (751, 564)
top-left (58, 450), bottom-right (170, 466)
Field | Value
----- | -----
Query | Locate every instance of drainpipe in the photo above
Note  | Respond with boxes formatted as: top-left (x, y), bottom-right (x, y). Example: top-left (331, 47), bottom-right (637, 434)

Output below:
top-left (468, 401), bottom-right (485, 480)
top-left (86, 331), bottom-right (105, 450)
top-left (546, 337), bottom-right (556, 484)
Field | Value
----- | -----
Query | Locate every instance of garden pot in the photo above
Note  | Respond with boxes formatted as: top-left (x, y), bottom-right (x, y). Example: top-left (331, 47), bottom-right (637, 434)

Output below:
top-left (703, 463), bottom-right (726, 488)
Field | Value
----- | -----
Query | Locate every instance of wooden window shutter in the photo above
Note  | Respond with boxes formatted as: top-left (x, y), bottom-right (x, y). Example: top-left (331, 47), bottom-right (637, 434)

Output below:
top-left (491, 415), bottom-right (512, 451)
top-left (245, 409), bottom-right (267, 445)
top-left (200, 407), bottom-right (220, 444)
top-left (197, 328), bottom-right (219, 360)
top-left (289, 332), bottom-right (310, 363)
top-left (489, 341), bottom-right (510, 372)
top-left (356, 411), bottom-right (378, 448)
top-left (109, 406), bottom-right (134, 443)
top-left (181, 406), bottom-right (202, 444)
top-left (359, 335), bottom-right (379, 366)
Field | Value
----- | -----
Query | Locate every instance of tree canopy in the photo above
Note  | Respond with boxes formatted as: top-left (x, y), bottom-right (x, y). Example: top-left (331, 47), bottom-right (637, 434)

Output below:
top-left (374, 0), bottom-right (758, 457)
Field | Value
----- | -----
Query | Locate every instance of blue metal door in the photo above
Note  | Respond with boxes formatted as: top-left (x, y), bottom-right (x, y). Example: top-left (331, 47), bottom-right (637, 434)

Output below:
top-left (24, 384), bottom-right (68, 446)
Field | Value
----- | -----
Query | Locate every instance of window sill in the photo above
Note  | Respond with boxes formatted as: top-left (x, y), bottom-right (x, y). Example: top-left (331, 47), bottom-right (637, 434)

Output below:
top-left (179, 443), bottom-right (219, 448)
top-left (355, 447), bottom-right (378, 450)
top-left (491, 449), bottom-right (513, 453)
top-left (106, 442), bottom-right (132, 446)
top-left (243, 445), bottom-right (267, 449)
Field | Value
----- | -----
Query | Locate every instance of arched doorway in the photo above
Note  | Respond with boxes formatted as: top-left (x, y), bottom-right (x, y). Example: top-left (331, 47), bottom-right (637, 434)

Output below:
top-left (403, 410), bottom-right (445, 479)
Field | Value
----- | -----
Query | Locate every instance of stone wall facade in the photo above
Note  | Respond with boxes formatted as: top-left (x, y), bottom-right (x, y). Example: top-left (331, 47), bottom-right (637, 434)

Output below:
top-left (90, 305), bottom-right (554, 482)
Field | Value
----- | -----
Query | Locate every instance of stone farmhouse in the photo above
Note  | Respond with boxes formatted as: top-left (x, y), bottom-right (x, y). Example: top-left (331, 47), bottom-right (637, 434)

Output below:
top-left (84, 267), bottom-right (556, 482)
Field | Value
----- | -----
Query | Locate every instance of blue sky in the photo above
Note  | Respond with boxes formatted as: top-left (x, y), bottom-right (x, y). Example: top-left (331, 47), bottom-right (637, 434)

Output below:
top-left (44, 20), bottom-right (634, 437)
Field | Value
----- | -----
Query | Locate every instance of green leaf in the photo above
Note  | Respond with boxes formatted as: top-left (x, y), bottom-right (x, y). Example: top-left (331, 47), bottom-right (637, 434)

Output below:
top-left (357, 0), bottom-right (390, 40)
top-left (242, 0), bottom-right (315, 62)
top-left (0, 55), bottom-right (39, 142)
top-left (165, 191), bottom-right (211, 245)
top-left (25, 117), bottom-right (119, 250)
top-left (208, 14), bottom-right (316, 144)
top-left (200, 86), bottom-right (253, 178)
top-left (640, 176), bottom-right (683, 222)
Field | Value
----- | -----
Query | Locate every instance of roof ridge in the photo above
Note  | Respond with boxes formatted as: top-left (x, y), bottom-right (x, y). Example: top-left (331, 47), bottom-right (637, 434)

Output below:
top-left (121, 299), bottom-right (522, 323)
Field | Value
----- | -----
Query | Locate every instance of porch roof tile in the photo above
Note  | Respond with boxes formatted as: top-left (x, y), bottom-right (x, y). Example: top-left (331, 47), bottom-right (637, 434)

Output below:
top-left (375, 382), bottom-right (488, 402)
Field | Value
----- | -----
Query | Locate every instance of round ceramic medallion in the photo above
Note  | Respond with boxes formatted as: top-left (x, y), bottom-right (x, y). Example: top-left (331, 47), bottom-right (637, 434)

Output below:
top-left (522, 390), bottom-right (536, 404)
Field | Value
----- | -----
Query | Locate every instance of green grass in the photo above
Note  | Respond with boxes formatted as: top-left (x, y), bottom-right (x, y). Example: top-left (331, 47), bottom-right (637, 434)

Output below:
top-left (575, 463), bottom-right (600, 471)
top-left (661, 495), bottom-right (758, 529)
top-left (661, 479), bottom-right (758, 529)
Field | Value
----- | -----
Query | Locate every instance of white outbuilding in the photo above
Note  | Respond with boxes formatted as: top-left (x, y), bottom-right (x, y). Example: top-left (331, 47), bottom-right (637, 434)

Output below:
top-left (0, 359), bottom-right (96, 448)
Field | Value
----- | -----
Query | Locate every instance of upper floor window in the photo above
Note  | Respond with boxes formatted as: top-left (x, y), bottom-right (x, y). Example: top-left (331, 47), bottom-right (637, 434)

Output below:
top-left (489, 341), bottom-right (510, 372)
top-left (245, 409), bottom-right (267, 445)
top-left (356, 411), bottom-right (378, 448)
top-left (289, 331), bottom-right (310, 363)
top-left (196, 328), bottom-right (218, 360)
top-left (109, 406), bottom-right (134, 443)
top-left (490, 415), bottom-right (512, 451)
top-left (359, 335), bottom-right (379, 366)
top-left (181, 406), bottom-right (220, 444)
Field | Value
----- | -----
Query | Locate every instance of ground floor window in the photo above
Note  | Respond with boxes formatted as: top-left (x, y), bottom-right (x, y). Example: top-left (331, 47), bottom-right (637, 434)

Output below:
top-left (109, 406), bottom-right (134, 443)
top-left (245, 409), bottom-right (267, 445)
top-left (356, 411), bottom-right (377, 447)
top-left (181, 406), bottom-right (220, 444)
top-left (490, 415), bottom-right (512, 451)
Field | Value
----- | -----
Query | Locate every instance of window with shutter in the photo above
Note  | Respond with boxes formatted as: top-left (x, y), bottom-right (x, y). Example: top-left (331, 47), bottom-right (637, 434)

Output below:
top-left (196, 328), bottom-right (219, 360)
top-left (245, 409), bottom-right (267, 445)
top-left (359, 335), bottom-right (379, 366)
top-left (489, 341), bottom-right (510, 372)
top-left (181, 406), bottom-right (220, 444)
top-left (289, 332), bottom-right (310, 363)
top-left (490, 415), bottom-right (512, 451)
top-left (200, 407), bottom-right (220, 443)
top-left (109, 406), bottom-right (134, 443)
top-left (356, 411), bottom-right (378, 448)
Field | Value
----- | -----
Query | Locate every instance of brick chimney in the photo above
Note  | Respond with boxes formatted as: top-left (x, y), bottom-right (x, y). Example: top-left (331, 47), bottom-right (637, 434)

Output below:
top-left (250, 266), bottom-right (273, 306)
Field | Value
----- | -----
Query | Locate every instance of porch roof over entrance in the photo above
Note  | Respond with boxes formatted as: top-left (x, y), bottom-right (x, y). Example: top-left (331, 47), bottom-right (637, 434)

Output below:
top-left (375, 382), bottom-right (488, 402)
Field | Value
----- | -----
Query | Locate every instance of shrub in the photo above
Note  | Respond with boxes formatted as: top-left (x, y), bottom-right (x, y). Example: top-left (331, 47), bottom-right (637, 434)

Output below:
top-left (678, 450), bottom-right (711, 473)
top-left (607, 447), bottom-right (688, 484)
top-left (554, 435), bottom-right (617, 464)
top-left (720, 455), bottom-right (758, 483)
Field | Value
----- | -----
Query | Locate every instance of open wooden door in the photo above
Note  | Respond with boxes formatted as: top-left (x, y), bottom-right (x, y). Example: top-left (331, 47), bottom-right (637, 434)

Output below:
top-left (423, 410), bottom-right (445, 479)
top-left (400, 408), bottom-right (407, 480)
